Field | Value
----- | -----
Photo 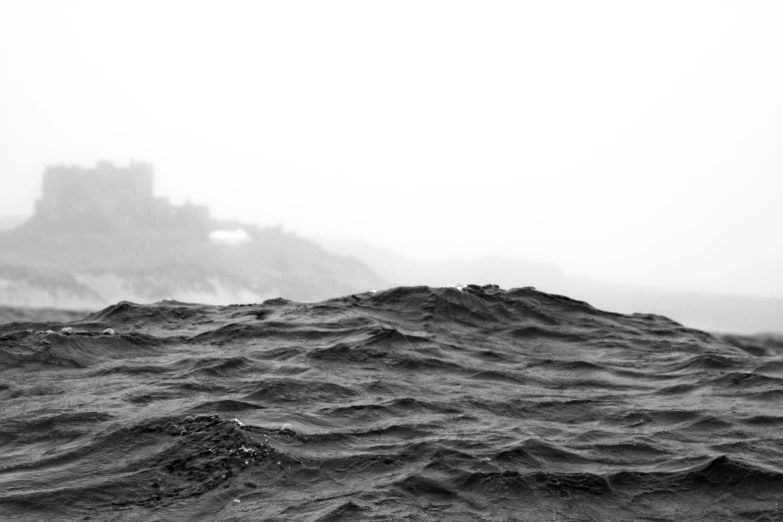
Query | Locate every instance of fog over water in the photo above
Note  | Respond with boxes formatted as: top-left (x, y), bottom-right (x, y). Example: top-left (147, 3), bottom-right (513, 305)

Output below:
top-left (1, 1), bottom-right (782, 297)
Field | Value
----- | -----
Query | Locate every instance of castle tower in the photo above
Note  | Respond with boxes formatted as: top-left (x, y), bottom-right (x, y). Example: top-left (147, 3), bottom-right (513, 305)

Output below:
top-left (23, 160), bottom-right (209, 239)
top-left (35, 160), bottom-right (154, 225)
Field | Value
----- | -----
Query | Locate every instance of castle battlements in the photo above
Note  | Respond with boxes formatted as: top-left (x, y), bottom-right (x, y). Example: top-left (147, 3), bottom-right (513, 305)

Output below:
top-left (23, 161), bottom-right (209, 238)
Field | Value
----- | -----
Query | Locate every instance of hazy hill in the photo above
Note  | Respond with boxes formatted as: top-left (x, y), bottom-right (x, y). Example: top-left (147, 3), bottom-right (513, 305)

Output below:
top-left (318, 236), bottom-right (565, 288)
top-left (0, 224), bottom-right (387, 309)
top-left (0, 162), bottom-right (389, 310)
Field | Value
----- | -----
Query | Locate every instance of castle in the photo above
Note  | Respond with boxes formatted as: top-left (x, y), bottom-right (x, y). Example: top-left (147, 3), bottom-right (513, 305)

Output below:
top-left (22, 161), bottom-right (210, 238)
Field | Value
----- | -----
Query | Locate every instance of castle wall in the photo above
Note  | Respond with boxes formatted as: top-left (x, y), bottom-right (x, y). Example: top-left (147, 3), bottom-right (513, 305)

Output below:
top-left (29, 161), bottom-right (209, 238)
top-left (37, 161), bottom-right (154, 219)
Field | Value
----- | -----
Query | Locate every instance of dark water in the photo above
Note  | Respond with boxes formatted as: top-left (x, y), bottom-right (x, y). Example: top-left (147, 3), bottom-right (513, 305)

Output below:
top-left (1, 285), bottom-right (782, 521)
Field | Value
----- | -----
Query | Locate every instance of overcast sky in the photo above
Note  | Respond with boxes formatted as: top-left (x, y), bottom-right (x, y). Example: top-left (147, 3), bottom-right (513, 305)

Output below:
top-left (1, 1), bottom-right (782, 296)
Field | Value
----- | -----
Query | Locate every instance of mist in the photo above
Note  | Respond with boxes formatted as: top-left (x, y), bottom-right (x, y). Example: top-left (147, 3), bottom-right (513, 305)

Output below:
top-left (4, 5), bottom-right (783, 518)
top-left (1, 1), bottom-right (783, 300)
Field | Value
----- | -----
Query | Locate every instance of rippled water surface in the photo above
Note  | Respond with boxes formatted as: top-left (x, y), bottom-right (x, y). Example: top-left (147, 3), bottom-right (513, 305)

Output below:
top-left (1, 285), bottom-right (782, 521)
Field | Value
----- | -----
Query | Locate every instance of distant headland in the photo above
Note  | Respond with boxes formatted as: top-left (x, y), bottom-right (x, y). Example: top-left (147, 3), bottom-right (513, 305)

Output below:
top-left (0, 161), bottom-right (388, 306)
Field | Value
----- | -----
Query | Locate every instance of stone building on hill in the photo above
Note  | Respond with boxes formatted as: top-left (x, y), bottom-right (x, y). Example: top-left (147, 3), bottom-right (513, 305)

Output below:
top-left (21, 160), bottom-right (210, 238)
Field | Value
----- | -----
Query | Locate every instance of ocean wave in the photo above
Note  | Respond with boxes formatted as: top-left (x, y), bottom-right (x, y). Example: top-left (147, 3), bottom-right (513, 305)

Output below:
top-left (1, 285), bottom-right (781, 521)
